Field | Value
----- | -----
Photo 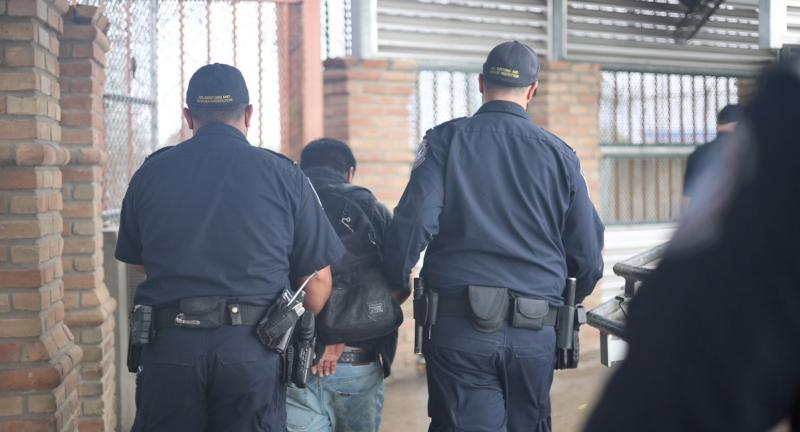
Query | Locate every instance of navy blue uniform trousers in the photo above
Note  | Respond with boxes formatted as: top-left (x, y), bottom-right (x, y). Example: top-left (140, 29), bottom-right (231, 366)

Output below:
top-left (424, 317), bottom-right (555, 432)
top-left (132, 326), bottom-right (285, 432)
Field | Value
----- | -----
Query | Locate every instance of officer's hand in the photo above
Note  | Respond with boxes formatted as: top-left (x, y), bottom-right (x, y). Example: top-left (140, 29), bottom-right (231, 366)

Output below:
top-left (312, 343), bottom-right (345, 377)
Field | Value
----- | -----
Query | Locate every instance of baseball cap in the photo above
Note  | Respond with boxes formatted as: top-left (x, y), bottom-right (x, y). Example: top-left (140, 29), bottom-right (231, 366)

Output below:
top-left (482, 41), bottom-right (540, 87)
top-left (186, 63), bottom-right (249, 110)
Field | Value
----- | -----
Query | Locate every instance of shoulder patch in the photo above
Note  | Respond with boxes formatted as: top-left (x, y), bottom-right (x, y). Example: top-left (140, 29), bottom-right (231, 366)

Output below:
top-left (144, 146), bottom-right (175, 161)
top-left (412, 138), bottom-right (429, 170)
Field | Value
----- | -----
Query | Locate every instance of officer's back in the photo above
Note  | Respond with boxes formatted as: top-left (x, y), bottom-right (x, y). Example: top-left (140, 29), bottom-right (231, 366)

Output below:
top-left (123, 118), bottom-right (315, 306)
top-left (116, 64), bottom-right (343, 432)
top-left (424, 101), bottom-right (589, 304)
top-left (383, 42), bottom-right (604, 432)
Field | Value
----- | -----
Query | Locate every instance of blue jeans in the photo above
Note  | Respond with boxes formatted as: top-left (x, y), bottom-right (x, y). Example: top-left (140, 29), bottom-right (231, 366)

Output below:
top-left (286, 362), bottom-right (384, 432)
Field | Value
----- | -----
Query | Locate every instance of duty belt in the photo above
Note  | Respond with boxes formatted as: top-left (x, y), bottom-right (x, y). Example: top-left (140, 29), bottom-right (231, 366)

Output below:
top-left (154, 304), bottom-right (268, 330)
top-left (436, 297), bottom-right (559, 326)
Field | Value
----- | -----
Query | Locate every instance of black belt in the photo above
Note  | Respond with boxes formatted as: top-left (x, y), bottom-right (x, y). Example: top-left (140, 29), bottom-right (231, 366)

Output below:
top-left (338, 351), bottom-right (377, 365)
top-left (154, 304), bottom-right (268, 330)
top-left (437, 297), bottom-right (559, 326)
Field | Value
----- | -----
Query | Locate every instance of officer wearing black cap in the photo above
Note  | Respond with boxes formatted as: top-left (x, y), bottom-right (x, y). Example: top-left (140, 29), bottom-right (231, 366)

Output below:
top-left (383, 42), bottom-right (605, 431)
top-left (116, 63), bottom-right (345, 431)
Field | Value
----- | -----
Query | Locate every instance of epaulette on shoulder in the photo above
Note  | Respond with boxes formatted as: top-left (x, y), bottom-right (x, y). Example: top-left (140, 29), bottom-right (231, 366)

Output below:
top-left (541, 128), bottom-right (575, 153)
top-left (144, 146), bottom-right (175, 161)
top-left (256, 147), bottom-right (297, 165)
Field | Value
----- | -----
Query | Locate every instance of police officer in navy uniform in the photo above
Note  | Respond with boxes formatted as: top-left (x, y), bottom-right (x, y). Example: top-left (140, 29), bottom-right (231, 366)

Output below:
top-left (116, 63), bottom-right (345, 431)
top-left (383, 42), bottom-right (605, 431)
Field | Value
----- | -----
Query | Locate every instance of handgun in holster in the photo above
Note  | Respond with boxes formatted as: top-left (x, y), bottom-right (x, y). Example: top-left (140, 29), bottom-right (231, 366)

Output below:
top-left (413, 278), bottom-right (438, 354)
top-left (127, 305), bottom-right (155, 373)
top-left (291, 311), bottom-right (316, 388)
top-left (555, 278), bottom-right (586, 370)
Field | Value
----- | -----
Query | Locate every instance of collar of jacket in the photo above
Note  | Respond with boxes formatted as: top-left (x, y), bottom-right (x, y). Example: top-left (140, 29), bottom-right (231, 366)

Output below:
top-left (475, 100), bottom-right (531, 121)
top-left (303, 166), bottom-right (347, 190)
top-left (193, 122), bottom-right (249, 145)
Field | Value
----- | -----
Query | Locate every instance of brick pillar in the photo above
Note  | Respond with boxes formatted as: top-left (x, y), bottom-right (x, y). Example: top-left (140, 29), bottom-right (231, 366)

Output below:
top-left (0, 1), bottom-right (85, 431)
top-left (277, 0), bottom-right (323, 159)
top-left (528, 60), bottom-right (604, 351)
top-left (737, 76), bottom-right (758, 105)
top-left (529, 61), bottom-right (602, 206)
top-left (58, 6), bottom-right (116, 432)
top-left (323, 58), bottom-right (417, 208)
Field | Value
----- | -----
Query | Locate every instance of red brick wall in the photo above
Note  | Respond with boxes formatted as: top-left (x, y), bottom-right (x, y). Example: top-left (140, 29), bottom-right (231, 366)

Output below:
top-left (59, 6), bottom-right (116, 432)
top-left (323, 58), bottom-right (416, 209)
top-left (0, 1), bottom-right (84, 431)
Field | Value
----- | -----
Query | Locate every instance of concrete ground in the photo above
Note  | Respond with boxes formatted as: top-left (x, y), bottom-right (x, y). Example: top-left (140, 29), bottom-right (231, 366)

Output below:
top-left (381, 350), bottom-right (612, 432)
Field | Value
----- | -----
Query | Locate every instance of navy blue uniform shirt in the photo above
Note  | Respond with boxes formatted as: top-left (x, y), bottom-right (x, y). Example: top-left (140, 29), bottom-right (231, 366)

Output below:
top-left (115, 123), bottom-right (345, 306)
top-left (383, 100), bottom-right (604, 304)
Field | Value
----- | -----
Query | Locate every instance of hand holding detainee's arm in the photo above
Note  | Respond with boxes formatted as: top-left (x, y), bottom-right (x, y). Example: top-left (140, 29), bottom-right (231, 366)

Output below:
top-left (298, 266), bottom-right (333, 315)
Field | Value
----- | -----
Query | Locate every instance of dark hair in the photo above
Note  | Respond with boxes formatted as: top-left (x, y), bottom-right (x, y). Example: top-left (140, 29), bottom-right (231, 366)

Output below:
top-left (717, 104), bottom-right (742, 125)
top-left (190, 104), bottom-right (247, 125)
top-left (300, 138), bottom-right (357, 173)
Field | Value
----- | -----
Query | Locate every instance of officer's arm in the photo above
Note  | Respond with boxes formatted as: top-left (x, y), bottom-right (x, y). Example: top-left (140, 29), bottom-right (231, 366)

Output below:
top-left (299, 266), bottom-right (332, 315)
top-left (115, 173), bottom-right (144, 266)
top-left (563, 156), bottom-right (605, 303)
top-left (383, 135), bottom-right (446, 296)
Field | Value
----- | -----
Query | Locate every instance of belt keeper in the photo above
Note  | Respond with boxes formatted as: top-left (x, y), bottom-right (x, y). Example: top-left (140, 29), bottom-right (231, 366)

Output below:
top-left (229, 304), bottom-right (243, 326)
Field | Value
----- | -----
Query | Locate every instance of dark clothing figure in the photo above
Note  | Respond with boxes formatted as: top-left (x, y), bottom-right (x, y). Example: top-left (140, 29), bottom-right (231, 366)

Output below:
top-left (303, 166), bottom-right (397, 377)
top-left (683, 133), bottom-right (727, 197)
top-left (384, 101), bottom-right (604, 303)
top-left (117, 123), bottom-right (344, 432)
top-left (585, 66), bottom-right (800, 431)
top-left (384, 100), bottom-right (605, 431)
top-left (117, 124), bottom-right (343, 306)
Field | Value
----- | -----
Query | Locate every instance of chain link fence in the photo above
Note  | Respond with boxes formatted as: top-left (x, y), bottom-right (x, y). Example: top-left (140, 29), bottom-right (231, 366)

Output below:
top-left (599, 71), bottom-right (739, 224)
top-left (75, 0), bottom-right (282, 227)
top-left (412, 70), bottom-right (483, 147)
top-left (322, 0), bottom-right (352, 59)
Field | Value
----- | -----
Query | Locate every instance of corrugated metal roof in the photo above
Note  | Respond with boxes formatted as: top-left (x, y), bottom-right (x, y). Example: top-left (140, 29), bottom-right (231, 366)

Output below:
top-left (786, 0), bottom-right (800, 44)
top-left (376, 0), bottom-right (549, 69)
top-left (565, 0), bottom-right (773, 75)
top-left (371, 0), bottom-right (774, 74)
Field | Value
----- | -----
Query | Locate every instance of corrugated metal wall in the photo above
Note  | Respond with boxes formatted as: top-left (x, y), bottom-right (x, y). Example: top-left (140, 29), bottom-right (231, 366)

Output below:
top-left (371, 0), bottom-right (772, 74)
top-left (376, 0), bottom-right (550, 68)
top-left (787, 0), bottom-right (800, 44)
top-left (564, 0), bottom-right (771, 74)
